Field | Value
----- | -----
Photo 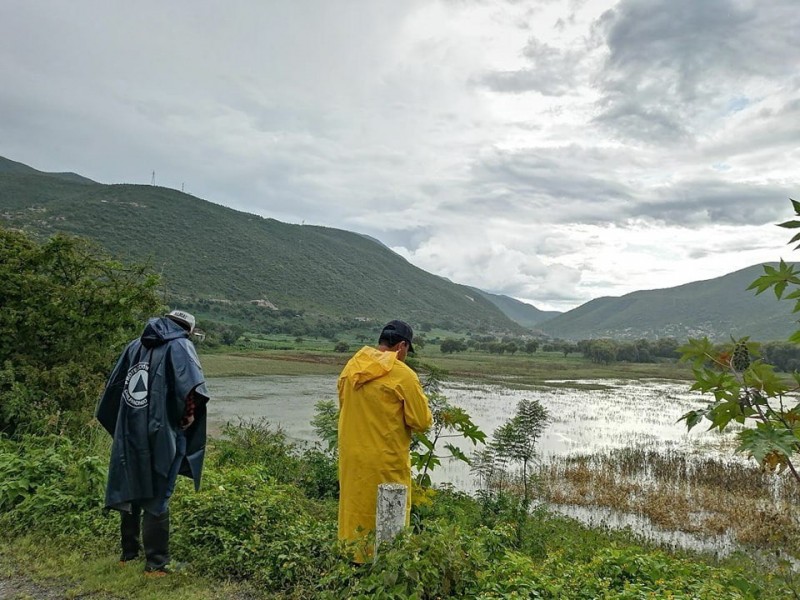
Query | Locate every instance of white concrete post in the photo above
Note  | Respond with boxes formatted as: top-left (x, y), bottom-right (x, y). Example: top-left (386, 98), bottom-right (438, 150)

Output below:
top-left (375, 483), bottom-right (408, 558)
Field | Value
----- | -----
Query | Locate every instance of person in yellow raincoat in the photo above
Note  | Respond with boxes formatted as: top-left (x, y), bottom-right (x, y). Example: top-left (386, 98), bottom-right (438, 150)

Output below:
top-left (337, 320), bottom-right (432, 558)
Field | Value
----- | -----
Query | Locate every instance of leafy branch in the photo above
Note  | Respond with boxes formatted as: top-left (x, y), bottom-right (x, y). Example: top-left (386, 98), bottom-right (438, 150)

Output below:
top-left (680, 198), bottom-right (800, 484)
top-left (411, 363), bottom-right (486, 488)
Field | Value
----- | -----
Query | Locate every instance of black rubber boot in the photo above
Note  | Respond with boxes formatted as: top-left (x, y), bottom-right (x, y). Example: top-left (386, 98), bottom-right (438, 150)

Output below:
top-left (142, 509), bottom-right (170, 572)
top-left (119, 506), bottom-right (141, 562)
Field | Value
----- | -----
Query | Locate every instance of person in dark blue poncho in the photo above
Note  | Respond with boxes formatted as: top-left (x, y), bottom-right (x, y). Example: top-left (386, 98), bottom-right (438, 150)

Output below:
top-left (96, 309), bottom-right (210, 575)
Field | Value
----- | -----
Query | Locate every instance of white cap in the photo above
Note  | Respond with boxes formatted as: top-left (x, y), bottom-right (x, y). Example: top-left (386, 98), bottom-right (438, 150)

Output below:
top-left (166, 309), bottom-right (196, 334)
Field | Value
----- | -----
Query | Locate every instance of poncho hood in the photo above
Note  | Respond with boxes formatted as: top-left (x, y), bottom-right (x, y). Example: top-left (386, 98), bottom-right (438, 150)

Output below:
top-left (141, 317), bottom-right (189, 348)
top-left (339, 346), bottom-right (398, 389)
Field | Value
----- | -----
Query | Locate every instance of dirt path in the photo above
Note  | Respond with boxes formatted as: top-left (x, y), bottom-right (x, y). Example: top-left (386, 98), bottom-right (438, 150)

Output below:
top-left (0, 574), bottom-right (69, 599)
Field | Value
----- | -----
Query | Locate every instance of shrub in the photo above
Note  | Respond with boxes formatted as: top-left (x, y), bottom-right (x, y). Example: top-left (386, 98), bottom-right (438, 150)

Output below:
top-left (0, 432), bottom-right (113, 540)
top-left (171, 466), bottom-right (339, 589)
top-left (0, 229), bottom-right (161, 435)
top-left (213, 420), bottom-right (338, 500)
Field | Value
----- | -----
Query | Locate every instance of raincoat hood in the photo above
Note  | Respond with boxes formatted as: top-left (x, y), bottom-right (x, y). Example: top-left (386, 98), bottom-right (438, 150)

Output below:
top-left (141, 317), bottom-right (190, 349)
top-left (339, 346), bottom-right (398, 389)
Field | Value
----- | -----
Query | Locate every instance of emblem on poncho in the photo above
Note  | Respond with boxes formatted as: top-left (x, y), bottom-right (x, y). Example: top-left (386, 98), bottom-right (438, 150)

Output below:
top-left (122, 362), bottom-right (150, 408)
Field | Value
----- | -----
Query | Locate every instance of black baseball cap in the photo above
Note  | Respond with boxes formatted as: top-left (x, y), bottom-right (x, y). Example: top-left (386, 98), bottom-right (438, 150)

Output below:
top-left (380, 320), bottom-right (415, 353)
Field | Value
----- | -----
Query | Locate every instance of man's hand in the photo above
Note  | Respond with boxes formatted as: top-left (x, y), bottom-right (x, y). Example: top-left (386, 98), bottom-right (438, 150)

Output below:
top-left (180, 414), bottom-right (195, 430)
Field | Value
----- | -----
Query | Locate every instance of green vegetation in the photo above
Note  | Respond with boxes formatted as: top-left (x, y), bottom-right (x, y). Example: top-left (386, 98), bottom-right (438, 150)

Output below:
top-left (681, 200), bottom-right (800, 485)
top-left (5, 155), bottom-right (797, 343)
top-left (4, 199), bottom-right (799, 597)
top-left (2, 422), bottom-right (793, 599)
top-left (539, 262), bottom-right (797, 341)
top-left (468, 286), bottom-right (560, 328)
top-left (410, 364), bottom-right (487, 489)
top-left (472, 398), bottom-right (549, 548)
top-left (200, 346), bottom-right (694, 384)
top-left (0, 228), bottom-right (161, 434)
top-left (0, 159), bottom-right (519, 332)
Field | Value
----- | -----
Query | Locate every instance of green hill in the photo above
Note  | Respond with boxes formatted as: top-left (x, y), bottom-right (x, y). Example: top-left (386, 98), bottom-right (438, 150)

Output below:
top-left (468, 287), bottom-right (561, 328)
top-left (0, 157), bottom-right (520, 333)
top-left (538, 264), bottom-right (796, 342)
top-left (0, 156), bottom-right (95, 184)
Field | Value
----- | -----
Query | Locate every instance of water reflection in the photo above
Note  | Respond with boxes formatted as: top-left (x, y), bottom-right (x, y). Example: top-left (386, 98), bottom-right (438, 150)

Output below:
top-left (206, 375), bottom-right (730, 477)
top-left (206, 375), bottom-right (337, 441)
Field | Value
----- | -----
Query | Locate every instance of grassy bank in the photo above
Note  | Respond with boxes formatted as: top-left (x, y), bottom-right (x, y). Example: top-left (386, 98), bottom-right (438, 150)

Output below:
top-left (201, 346), bottom-right (693, 384)
top-left (0, 424), bottom-right (793, 599)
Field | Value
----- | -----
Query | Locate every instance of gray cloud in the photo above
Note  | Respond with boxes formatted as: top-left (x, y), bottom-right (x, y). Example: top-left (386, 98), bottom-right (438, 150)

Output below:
top-left (0, 0), bottom-right (797, 311)
top-left (478, 38), bottom-right (585, 95)
top-left (593, 0), bottom-right (800, 143)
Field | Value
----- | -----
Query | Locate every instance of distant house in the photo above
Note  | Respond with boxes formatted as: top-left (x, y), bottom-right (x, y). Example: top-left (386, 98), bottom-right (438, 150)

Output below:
top-left (250, 299), bottom-right (278, 310)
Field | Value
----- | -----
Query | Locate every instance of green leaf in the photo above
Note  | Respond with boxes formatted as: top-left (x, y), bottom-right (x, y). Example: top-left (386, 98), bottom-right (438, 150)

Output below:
top-left (777, 220), bottom-right (800, 229)
top-left (707, 399), bottom-right (746, 431)
top-left (737, 425), bottom-right (797, 464)
top-left (679, 338), bottom-right (716, 366)
top-left (444, 443), bottom-right (470, 464)
top-left (678, 410), bottom-right (705, 431)
top-left (743, 362), bottom-right (788, 397)
top-left (747, 259), bottom-right (800, 299)
top-left (415, 433), bottom-right (435, 451)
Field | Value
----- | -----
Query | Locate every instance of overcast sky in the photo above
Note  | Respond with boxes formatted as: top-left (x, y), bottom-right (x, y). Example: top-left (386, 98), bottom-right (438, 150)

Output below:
top-left (1, 0), bottom-right (798, 311)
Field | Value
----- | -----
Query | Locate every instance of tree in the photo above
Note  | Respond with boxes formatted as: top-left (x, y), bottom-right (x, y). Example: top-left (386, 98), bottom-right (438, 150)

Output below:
top-left (762, 341), bottom-right (800, 373)
top-left (492, 399), bottom-right (548, 504)
top-left (472, 398), bottom-right (549, 547)
top-left (524, 340), bottom-right (539, 354)
top-left (334, 341), bottom-right (350, 353)
top-left (583, 339), bottom-right (618, 364)
top-left (681, 199), bottom-right (800, 485)
top-left (653, 337), bottom-right (680, 359)
top-left (0, 229), bottom-right (162, 435)
top-left (440, 338), bottom-right (466, 354)
top-left (311, 399), bottom-right (339, 454)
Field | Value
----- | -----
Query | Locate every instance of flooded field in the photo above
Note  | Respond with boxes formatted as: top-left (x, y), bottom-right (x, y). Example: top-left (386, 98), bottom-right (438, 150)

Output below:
top-left (206, 374), bottom-right (799, 559)
top-left (206, 375), bottom-right (739, 488)
top-left (207, 375), bottom-right (337, 441)
top-left (207, 375), bottom-right (728, 458)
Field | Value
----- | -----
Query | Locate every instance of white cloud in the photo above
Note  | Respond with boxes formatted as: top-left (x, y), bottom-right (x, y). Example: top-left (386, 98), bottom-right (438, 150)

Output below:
top-left (0, 0), bottom-right (798, 312)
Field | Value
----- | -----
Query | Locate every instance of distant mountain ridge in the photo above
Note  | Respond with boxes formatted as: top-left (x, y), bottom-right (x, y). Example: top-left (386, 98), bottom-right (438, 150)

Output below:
top-left (538, 264), bottom-right (795, 342)
top-left (0, 156), bottom-right (521, 332)
top-left (2, 155), bottom-right (792, 341)
top-left (468, 287), bottom-right (561, 328)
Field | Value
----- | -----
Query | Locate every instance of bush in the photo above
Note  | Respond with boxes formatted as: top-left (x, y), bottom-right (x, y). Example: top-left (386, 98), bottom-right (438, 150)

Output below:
top-left (0, 421), bottom-right (781, 598)
top-left (0, 229), bottom-right (161, 434)
top-left (0, 432), bottom-right (113, 540)
top-left (213, 420), bottom-right (338, 500)
top-left (172, 467), bottom-right (339, 589)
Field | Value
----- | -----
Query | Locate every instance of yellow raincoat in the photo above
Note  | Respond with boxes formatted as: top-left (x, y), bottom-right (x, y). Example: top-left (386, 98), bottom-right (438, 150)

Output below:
top-left (337, 346), bottom-right (432, 548)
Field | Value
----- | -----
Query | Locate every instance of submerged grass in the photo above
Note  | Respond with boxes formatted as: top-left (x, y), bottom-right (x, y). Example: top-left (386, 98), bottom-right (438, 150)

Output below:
top-left (542, 447), bottom-right (800, 560)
